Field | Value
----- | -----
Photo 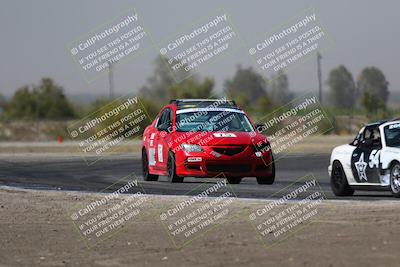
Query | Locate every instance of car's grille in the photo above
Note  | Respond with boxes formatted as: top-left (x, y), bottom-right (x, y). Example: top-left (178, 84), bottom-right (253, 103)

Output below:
top-left (212, 146), bottom-right (246, 156)
top-left (206, 163), bottom-right (251, 173)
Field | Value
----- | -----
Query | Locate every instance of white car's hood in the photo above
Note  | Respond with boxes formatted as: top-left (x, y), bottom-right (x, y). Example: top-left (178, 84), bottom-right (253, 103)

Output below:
top-left (331, 144), bottom-right (355, 155)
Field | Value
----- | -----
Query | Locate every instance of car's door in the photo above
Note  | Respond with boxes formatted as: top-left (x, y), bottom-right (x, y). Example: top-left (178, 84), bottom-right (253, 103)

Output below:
top-left (351, 125), bottom-right (382, 183)
top-left (154, 108), bottom-right (172, 170)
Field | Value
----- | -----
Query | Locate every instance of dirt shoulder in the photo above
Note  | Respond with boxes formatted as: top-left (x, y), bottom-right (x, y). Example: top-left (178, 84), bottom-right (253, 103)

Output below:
top-left (0, 187), bottom-right (399, 267)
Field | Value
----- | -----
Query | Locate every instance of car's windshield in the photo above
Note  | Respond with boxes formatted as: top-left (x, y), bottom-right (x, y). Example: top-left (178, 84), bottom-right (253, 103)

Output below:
top-left (384, 123), bottom-right (400, 147)
top-left (176, 110), bottom-right (254, 132)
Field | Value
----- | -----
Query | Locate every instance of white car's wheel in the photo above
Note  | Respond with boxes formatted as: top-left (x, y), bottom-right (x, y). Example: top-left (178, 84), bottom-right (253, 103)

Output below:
top-left (330, 161), bottom-right (354, 196)
top-left (390, 162), bottom-right (400, 198)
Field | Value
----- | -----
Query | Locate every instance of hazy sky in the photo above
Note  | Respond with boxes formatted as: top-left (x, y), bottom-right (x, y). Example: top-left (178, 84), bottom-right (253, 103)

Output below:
top-left (0, 0), bottom-right (398, 97)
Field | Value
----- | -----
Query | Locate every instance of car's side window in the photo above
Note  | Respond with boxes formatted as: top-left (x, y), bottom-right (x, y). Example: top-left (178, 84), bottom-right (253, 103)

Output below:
top-left (351, 127), bottom-right (364, 146)
top-left (360, 125), bottom-right (382, 149)
top-left (156, 108), bottom-right (171, 131)
top-left (156, 110), bottom-right (167, 129)
top-left (363, 128), bottom-right (373, 141)
top-left (371, 128), bottom-right (382, 148)
top-left (166, 109), bottom-right (172, 126)
top-left (363, 128), bottom-right (372, 143)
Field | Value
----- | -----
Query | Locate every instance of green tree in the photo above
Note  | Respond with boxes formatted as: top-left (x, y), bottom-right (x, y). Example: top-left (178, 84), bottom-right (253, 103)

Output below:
top-left (327, 65), bottom-right (356, 108)
top-left (4, 78), bottom-right (75, 119)
top-left (224, 66), bottom-right (269, 108)
top-left (4, 86), bottom-right (36, 119)
top-left (257, 95), bottom-right (272, 113)
top-left (87, 98), bottom-right (112, 114)
top-left (140, 55), bottom-right (215, 103)
top-left (139, 98), bottom-right (163, 120)
top-left (270, 70), bottom-right (292, 105)
top-left (139, 56), bottom-right (188, 104)
top-left (169, 78), bottom-right (214, 99)
top-left (0, 94), bottom-right (6, 112)
top-left (357, 67), bottom-right (389, 112)
top-left (360, 91), bottom-right (386, 114)
top-left (34, 78), bottom-right (75, 119)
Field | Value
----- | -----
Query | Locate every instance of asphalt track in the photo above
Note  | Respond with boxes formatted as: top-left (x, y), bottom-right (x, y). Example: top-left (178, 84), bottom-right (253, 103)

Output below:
top-left (0, 153), bottom-right (394, 200)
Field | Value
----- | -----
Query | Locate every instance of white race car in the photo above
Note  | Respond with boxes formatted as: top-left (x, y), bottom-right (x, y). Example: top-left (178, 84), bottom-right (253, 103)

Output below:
top-left (328, 120), bottom-right (400, 197)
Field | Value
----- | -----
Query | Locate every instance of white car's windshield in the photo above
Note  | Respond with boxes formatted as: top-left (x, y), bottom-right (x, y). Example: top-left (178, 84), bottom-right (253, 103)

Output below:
top-left (176, 110), bottom-right (254, 132)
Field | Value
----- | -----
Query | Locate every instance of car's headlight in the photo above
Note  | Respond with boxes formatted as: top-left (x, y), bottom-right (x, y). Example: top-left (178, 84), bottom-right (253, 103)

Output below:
top-left (254, 141), bottom-right (271, 153)
top-left (180, 144), bottom-right (204, 152)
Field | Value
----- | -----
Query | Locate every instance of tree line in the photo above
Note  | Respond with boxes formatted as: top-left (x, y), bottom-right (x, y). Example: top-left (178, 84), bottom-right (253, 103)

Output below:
top-left (0, 78), bottom-right (75, 120)
top-left (327, 65), bottom-right (389, 114)
top-left (0, 55), bottom-right (392, 121)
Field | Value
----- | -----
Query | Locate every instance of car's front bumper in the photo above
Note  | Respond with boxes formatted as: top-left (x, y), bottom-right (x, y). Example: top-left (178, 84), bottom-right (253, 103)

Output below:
top-left (174, 146), bottom-right (273, 178)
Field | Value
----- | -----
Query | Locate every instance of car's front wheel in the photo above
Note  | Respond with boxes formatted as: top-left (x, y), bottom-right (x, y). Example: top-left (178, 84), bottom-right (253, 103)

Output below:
top-left (390, 161), bottom-right (400, 198)
top-left (256, 161), bottom-right (275, 185)
top-left (167, 151), bottom-right (184, 183)
top-left (142, 149), bottom-right (159, 181)
top-left (330, 161), bottom-right (354, 196)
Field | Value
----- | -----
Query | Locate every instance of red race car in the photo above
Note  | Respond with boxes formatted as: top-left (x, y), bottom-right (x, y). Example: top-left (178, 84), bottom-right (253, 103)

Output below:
top-left (141, 99), bottom-right (275, 184)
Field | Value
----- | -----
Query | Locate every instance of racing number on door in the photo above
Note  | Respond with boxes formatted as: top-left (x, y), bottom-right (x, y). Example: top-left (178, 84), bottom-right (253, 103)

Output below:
top-left (368, 150), bottom-right (381, 169)
top-left (351, 149), bottom-right (381, 183)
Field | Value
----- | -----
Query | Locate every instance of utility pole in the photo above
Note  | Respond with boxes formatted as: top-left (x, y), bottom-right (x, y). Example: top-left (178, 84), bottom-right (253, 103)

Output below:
top-left (108, 60), bottom-right (114, 99)
top-left (317, 52), bottom-right (322, 104)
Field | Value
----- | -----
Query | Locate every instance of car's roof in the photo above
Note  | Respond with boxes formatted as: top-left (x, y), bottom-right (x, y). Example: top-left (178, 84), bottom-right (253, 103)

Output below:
top-left (380, 119), bottom-right (400, 128)
top-left (366, 120), bottom-right (388, 127)
top-left (362, 119), bottom-right (400, 130)
top-left (176, 107), bottom-right (245, 114)
top-left (169, 98), bottom-right (239, 110)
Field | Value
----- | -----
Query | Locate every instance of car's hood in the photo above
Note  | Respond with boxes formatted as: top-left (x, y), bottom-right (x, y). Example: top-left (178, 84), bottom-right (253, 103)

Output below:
top-left (331, 144), bottom-right (355, 155)
top-left (172, 131), bottom-right (266, 146)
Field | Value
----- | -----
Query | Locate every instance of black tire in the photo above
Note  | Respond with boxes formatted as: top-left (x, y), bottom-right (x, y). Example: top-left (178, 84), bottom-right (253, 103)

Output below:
top-left (330, 161), bottom-right (354, 196)
top-left (142, 149), bottom-right (159, 181)
top-left (167, 151), bottom-right (184, 183)
top-left (226, 177), bottom-right (242, 184)
top-left (389, 161), bottom-right (400, 198)
top-left (256, 161), bottom-right (275, 185)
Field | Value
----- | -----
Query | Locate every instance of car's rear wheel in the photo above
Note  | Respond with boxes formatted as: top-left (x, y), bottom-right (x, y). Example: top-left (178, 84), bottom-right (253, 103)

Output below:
top-left (226, 177), bottom-right (242, 184)
top-left (390, 161), bottom-right (400, 198)
top-left (142, 149), bottom-right (159, 181)
top-left (167, 151), bottom-right (184, 183)
top-left (256, 161), bottom-right (275, 185)
top-left (331, 161), bottom-right (354, 196)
